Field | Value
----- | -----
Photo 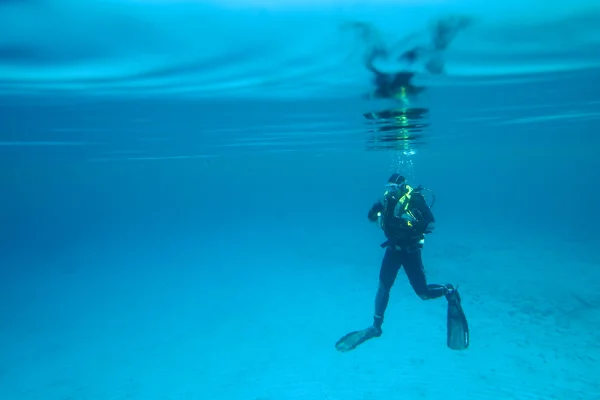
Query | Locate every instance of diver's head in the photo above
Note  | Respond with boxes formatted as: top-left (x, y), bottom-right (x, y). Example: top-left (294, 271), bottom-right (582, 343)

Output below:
top-left (384, 173), bottom-right (407, 197)
top-left (387, 173), bottom-right (405, 186)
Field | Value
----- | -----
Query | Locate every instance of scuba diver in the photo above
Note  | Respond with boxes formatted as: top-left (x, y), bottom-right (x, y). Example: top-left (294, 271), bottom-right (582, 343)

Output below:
top-left (335, 173), bottom-right (469, 352)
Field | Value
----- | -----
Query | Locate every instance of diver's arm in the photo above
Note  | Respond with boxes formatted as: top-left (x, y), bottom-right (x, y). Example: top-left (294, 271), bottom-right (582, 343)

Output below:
top-left (367, 201), bottom-right (384, 222)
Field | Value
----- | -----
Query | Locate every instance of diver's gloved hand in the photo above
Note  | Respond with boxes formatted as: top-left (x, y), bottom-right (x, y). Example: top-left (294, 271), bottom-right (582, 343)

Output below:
top-left (367, 202), bottom-right (384, 222)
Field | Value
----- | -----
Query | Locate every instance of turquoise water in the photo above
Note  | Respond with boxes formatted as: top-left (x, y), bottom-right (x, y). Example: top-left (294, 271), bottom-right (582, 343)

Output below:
top-left (1, 1), bottom-right (600, 399)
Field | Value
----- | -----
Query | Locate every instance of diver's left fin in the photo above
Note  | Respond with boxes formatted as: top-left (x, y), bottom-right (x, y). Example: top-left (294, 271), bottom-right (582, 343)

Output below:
top-left (446, 288), bottom-right (469, 350)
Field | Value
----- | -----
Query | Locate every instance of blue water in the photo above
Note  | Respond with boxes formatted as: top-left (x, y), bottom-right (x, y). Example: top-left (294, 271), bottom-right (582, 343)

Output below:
top-left (2, 1), bottom-right (600, 399)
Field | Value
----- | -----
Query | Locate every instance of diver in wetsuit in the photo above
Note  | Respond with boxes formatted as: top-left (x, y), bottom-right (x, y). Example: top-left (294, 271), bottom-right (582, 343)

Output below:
top-left (335, 173), bottom-right (468, 352)
top-left (367, 173), bottom-right (454, 335)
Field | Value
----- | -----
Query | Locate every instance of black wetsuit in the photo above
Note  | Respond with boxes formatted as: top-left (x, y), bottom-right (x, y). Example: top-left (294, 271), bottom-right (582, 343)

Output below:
top-left (367, 189), bottom-right (449, 330)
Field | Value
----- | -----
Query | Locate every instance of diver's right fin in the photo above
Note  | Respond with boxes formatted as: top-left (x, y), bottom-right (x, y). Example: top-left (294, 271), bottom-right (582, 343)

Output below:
top-left (446, 288), bottom-right (470, 350)
top-left (335, 326), bottom-right (381, 352)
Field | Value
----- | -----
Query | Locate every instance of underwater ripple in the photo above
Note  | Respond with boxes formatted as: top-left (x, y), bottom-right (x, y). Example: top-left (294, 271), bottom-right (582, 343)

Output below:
top-left (0, 1), bottom-right (599, 99)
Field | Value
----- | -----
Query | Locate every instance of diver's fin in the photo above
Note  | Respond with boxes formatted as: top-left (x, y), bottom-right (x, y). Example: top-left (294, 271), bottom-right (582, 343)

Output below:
top-left (335, 326), bottom-right (381, 352)
top-left (446, 288), bottom-right (469, 350)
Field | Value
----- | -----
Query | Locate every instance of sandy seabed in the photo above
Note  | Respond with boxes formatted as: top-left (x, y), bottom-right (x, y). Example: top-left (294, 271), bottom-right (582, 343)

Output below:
top-left (1, 228), bottom-right (598, 400)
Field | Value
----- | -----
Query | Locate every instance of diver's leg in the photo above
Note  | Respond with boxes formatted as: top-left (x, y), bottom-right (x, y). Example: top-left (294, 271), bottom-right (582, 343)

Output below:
top-left (373, 247), bottom-right (402, 331)
top-left (334, 246), bottom-right (402, 352)
top-left (403, 247), bottom-right (452, 300)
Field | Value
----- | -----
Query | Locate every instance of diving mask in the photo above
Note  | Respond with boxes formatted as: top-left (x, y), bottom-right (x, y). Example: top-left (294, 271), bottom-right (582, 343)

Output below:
top-left (384, 182), bottom-right (407, 197)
